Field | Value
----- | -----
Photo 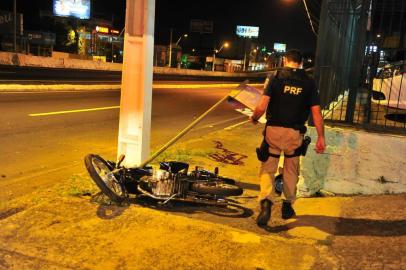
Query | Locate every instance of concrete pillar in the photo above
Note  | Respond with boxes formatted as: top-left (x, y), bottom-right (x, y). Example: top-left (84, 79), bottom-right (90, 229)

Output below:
top-left (117, 0), bottom-right (155, 166)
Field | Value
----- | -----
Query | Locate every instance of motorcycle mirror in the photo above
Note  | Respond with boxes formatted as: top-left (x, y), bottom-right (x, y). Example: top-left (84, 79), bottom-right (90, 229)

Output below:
top-left (117, 154), bottom-right (126, 168)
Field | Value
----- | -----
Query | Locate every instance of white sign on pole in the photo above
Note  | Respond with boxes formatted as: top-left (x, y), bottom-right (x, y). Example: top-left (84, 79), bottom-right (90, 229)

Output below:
top-left (274, 43), bottom-right (287, 52)
top-left (236, 26), bottom-right (259, 38)
top-left (53, 0), bottom-right (91, 19)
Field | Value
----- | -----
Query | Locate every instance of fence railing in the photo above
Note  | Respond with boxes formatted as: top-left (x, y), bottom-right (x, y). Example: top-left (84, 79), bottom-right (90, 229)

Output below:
top-left (315, 0), bottom-right (406, 133)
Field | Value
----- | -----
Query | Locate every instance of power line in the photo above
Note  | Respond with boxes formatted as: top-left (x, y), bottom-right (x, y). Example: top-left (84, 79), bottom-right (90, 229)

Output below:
top-left (302, 0), bottom-right (318, 36)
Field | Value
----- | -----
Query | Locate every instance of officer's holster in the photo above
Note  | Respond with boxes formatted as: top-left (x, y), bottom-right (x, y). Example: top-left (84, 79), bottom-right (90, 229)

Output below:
top-left (256, 127), bottom-right (311, 162)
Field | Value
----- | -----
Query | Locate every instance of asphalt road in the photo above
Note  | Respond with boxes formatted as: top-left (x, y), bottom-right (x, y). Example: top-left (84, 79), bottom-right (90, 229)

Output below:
top-left (0, 85), bottom-right (248, 200)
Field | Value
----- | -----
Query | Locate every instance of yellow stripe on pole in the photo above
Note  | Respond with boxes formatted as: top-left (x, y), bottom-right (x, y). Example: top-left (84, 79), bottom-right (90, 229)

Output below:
top-left (28, 106), bottom-right (120, 117)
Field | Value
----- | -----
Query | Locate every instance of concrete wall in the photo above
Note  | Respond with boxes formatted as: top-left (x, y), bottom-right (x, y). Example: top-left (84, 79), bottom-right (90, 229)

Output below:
top-left (0, 52), bottom-right (264, 78)
top-left (52, 51), bottom-right (93, 61)
top-left (0, 52), bottom-right (122, 71)
top-left (153, 66), bottom-right (263, 78)
top-left (298, 126), bottom-right (406, 196)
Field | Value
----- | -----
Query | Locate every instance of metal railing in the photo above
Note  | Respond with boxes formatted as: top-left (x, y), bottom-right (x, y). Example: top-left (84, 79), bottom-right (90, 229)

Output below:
top-left (315, 0), bottom-right (406, 133)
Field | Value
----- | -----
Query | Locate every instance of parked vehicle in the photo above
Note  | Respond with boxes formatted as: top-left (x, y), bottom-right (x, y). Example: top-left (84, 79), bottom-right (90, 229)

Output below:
top-left (373, 62), bottom-right (406, 110)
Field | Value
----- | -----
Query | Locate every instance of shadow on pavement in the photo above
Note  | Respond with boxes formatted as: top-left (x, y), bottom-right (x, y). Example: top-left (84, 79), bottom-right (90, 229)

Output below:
top-left (90, 192), bottom-right (130, 220)
top-left (263, 215), bottom-right (406, 236)
top-left (134, 197), bottom-right (254, 219)
top-left (238, 181), bottom-right (260, 191)
top-left (91, 193), bottom-right (253, 220)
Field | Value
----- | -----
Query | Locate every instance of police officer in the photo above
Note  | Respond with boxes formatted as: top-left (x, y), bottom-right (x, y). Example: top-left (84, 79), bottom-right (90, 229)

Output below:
top-left (250, 49), bottom-right (326, 227)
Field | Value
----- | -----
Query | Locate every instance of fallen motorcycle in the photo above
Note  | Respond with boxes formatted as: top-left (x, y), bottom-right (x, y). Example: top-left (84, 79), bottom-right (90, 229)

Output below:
top-left (84, 85), bottom-right (253, 206)
top-left (85, 154), bottom-right (243, 206)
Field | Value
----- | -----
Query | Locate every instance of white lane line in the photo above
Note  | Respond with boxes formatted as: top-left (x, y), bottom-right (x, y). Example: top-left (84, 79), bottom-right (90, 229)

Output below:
top-left (192, 116), bottom-right (247, 131)
top-left (224, 120), bottom-right (251, 130)
top-left (29, 106), bottom-right (120, 117)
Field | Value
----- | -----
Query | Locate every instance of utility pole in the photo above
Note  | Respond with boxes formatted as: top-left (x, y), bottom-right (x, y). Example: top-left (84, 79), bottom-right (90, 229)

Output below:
top-left (118, 0), bottom-right (155, 166)
top-left (212, 49), bottom-right (216, 72)
top-left (168, 28), bottom-right (173, 67)
top-left (212, 42), bottom-right (229, 72)
top-left (243, 51), bottom-right (247, 71)
top-left (13, 0), bottom-right (17, 52)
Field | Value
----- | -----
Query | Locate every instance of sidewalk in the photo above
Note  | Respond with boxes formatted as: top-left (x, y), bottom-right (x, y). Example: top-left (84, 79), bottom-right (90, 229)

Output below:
top-left (0, 124), bottom-right (405, 269)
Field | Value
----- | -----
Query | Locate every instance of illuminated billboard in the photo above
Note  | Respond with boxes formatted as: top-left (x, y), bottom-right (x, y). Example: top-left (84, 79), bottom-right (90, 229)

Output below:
top-left (53, 0), bottom-right (91, 19)
top-left (274, 43), bottom-right (286, 52)
top-left (236, 26), bottom-right (259, 38)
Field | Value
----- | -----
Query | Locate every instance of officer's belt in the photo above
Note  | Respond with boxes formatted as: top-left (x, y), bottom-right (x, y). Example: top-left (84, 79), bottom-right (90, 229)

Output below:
top-left (265, 120), bottom-right (307, 134)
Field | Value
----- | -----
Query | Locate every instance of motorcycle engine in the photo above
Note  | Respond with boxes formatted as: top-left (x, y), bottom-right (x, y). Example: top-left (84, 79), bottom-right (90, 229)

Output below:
top-left (150, 169), bottom-right (176, 197)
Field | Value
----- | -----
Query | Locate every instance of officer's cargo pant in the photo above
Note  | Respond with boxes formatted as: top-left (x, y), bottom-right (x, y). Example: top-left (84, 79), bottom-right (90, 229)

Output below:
top-left (258, 126), bottom-right (303, 203)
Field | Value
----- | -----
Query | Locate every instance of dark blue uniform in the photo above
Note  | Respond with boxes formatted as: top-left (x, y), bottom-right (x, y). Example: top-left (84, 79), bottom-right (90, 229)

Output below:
top-left (263, 68), bottom-right (320, 130)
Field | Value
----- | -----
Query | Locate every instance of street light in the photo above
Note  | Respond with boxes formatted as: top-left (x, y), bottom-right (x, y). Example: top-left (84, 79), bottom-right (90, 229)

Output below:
top-left (175, 34), bottom-right (188, 46)
top-left (212, 42), bottom-right (229, 71)
top-left (168, 30), bottom-right (188, 68)
top-left (13, 0), bottom-right (17, 52)
top-left (243, 48), bottom-right (258, 71)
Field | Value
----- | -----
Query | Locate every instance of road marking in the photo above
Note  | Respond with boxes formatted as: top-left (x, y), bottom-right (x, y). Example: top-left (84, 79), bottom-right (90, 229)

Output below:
top-left (224, 120), bottom-right (251, 130)
top-left (154, 83), bottom-right (263, 89)
top-left (29, 106), bottom-right (120, 117)
top-left (192, 116), bottom-right (247, 131)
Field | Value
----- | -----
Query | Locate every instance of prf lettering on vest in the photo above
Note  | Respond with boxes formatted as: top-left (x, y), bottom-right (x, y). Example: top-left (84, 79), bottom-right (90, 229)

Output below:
top-left (284, 85), bottom-right (303, 95)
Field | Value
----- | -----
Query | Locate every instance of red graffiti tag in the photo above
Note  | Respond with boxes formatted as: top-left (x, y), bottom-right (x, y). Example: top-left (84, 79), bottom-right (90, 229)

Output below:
top-left (209, 141), bottom-right (248, 166)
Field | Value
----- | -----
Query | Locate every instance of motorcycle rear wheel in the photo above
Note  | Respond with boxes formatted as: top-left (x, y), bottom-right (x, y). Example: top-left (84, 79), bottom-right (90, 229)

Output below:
top-left (84, 154), bottom-right (127, 203)
top-left (190, 181), bottom-right (243, 197)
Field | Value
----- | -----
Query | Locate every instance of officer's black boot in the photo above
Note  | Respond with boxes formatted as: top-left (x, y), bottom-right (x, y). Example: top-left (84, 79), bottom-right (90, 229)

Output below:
top-left (281, 201), bottom-right (296, 219)
top-left (256, 199), bottom-right (272, 226)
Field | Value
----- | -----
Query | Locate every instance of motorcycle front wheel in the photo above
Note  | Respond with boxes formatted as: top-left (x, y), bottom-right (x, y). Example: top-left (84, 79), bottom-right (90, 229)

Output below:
top-left (84, 154), bottom-right (127, 203)
top-left (190, 181), bottom-right (243, 197)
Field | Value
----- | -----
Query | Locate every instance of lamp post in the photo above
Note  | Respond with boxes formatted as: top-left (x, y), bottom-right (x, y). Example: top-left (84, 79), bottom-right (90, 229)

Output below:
top-left (251, 48), bottom-right (258, 70)
top-left (244, 48), bottom-right (258, 71)
top-left (168, 31), bottom-right (187, 68)
top-left (175, 34), bottom-right (188, 46)
top-left (212, 42), bottom-right (229, 72)
top-left (13, 0), bottom-right (17, 52)
top-left (168, 28), bottom-right (173, 67)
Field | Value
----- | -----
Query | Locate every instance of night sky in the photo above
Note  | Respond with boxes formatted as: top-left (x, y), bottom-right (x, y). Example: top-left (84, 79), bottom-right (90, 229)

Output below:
top-left (0, 0), bottom-right (320, 54)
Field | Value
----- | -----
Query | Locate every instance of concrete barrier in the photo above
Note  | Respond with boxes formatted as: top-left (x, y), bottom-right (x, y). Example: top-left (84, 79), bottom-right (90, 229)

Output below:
top-left (0, 52), bottom-right (265, 78)
top-left (153, 66), bottom-right (263, 78)
top-left (298, 126), bottom-right (406, 196)
top-left (0, 51), bottom-right (18, 66)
